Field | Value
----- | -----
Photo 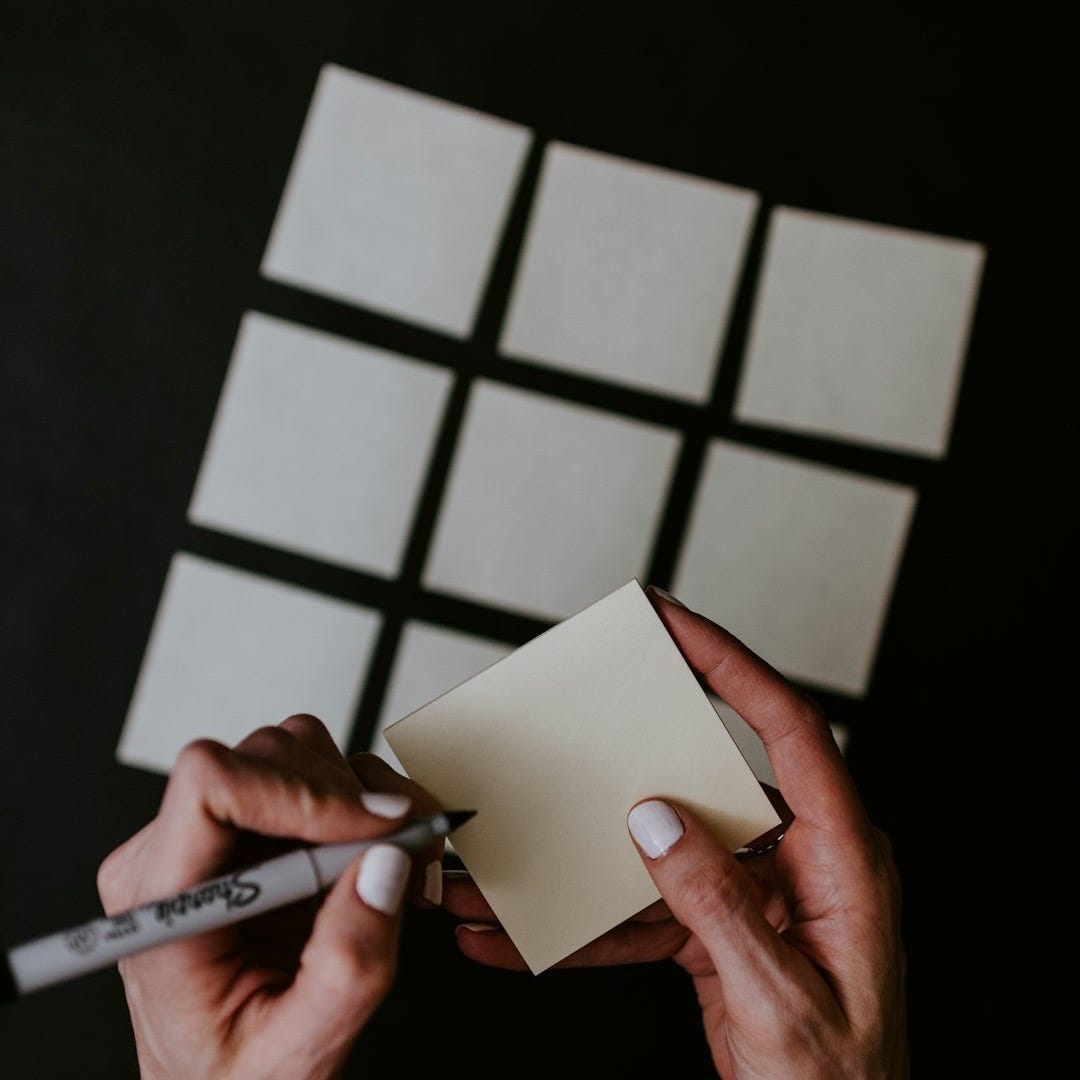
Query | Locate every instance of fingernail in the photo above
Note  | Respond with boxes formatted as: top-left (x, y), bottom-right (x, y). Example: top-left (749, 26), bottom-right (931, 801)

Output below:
top-left (356, 844), bottom-right (410, 914)
top-left (360, 791), bottom-right (411, 818)
top-left (423, 860), bottom-right (443, 906)
top-left (457, 922), bottom-right (497, 933)
top-left (628, 800), bottom-right (684, 859)
top-left (646, 585), bottom-right (686, 609)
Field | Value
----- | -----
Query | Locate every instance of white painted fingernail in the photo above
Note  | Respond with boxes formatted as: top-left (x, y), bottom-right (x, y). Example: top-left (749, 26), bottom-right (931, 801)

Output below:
top-left (423, 860), bottom-right (443, 906)
top-left (360, 791), bottom-right (411, 818)
top-left (628, 800), bottom-right (684, 859)
top-left (647, 586), bottom-right (686, 609)
top-left (458, 922), bottom-right (497, 933)
top-left (356, 844), bottom-right (410, 914)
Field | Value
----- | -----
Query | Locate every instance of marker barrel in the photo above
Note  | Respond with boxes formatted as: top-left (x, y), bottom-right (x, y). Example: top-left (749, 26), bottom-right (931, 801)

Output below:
top-left (4, 813), bottom-right (453, 999)
top-left (8, 849), bottom-right (318, 994)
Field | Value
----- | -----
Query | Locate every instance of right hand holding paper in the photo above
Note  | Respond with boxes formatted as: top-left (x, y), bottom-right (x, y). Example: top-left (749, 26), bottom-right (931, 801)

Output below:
top-left (385, 580), bottom-right (779, 973)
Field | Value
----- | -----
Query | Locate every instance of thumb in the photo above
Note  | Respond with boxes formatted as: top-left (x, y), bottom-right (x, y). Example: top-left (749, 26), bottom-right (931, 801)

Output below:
top-left (270, 844), bottom-right (410, 1063)
top-left (627, 799), bottom-right (798, 995)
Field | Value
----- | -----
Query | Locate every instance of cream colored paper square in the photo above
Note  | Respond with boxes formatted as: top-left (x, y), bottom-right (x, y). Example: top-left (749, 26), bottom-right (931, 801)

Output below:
top-left (189, 313), bottom-right (452, 576)
top-left (422, 380), bottom-right (680, 620)
top-left (118, 554), bottom-right (380, 774)
top-left (386, 581), bottom-right (779, 973)
top-left (674, 440), bottom-right (916, 696)
top-left (371, 622), bottom-right (513, 773)
top-left (735, 207), bottom-right (985, 457)
top-left (262, 64), bottom-right (530, 337)
top-left (499, 142), bottom-right (757, 401)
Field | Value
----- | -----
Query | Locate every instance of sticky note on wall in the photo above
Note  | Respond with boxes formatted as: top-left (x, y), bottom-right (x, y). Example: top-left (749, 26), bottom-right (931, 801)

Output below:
top-left (386, 581), bottom-right (779, 973)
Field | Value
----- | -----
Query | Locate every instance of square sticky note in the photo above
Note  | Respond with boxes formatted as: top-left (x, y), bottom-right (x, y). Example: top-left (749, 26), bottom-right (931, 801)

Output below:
top-left (423, 381), bottom-right (681, 620)
top-left (262, 64), bottom-right (530, 337)
top-left (736, 207), bottom-right (985, 457)
top-left (674, 441), bottom-right (916, 696)
top-left (385, 581), bottom-right (779, 973)
top-left (499, 143), bottom-right (758, 401)
top-left (118, 554), bottom-right (380, 773)
top-left (189, 313), bottom-right (452, 576)
top-left (371, 622), bottom-right (513, 773)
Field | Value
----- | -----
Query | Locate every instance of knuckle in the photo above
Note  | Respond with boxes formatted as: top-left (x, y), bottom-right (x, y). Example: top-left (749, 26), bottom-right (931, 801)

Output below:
top-left (172, 739), bottom-right (231, 788)
top-left (871, 824), bottom-right (894, 859)
top-left (318, 945), bottom-right (397, 1005)
top-left (672, 858), bottom-right (747, 922)
top-left (280, 713), bottom-right (328, 739)
top-left (764, 695), bottom-right (830, 751)
top-left (96, 849), bottom-right (127, 907)
top-left (238, 725), bottom-right (295, 756)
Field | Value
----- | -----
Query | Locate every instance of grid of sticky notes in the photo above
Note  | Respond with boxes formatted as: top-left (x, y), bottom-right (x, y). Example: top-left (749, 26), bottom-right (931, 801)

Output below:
top-left (118, 62), bottom-right (984, 774)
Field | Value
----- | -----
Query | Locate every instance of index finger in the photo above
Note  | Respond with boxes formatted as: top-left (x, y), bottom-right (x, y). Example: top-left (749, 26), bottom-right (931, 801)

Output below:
top-left (349, 753), bottom-right (447, 906)
top-left (647, 588), bottom-right (867, 833)
top-left (142, 739), bottom-right (411, 897)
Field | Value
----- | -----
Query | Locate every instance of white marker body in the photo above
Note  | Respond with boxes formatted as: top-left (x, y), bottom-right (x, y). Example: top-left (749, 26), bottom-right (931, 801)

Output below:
top-left (7, 815), bottom-right (447, 995)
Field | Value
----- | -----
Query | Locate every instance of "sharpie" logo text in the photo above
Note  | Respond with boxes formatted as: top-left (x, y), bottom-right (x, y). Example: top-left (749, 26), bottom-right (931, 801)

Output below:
top-left (152, 874), bottom-right (262, 927)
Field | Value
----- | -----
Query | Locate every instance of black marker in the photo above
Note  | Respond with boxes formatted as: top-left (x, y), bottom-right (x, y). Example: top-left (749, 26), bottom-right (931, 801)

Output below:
top-left (1, 810), bottom-right (474, 1003)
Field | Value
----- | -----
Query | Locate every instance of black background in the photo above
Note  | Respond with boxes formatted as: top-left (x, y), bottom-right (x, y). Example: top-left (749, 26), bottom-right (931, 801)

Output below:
top-left (2, 3), bottom-right (1022, 1076)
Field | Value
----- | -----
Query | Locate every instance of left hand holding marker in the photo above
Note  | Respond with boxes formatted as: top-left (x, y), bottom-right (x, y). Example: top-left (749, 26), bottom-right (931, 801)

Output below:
top-left (97, 714), bottom-right (444, 1080)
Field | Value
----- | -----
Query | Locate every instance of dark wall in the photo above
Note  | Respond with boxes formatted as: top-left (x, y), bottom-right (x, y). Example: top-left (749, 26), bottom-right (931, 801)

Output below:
top-left (1, 4), bottom-right (1020, 1075)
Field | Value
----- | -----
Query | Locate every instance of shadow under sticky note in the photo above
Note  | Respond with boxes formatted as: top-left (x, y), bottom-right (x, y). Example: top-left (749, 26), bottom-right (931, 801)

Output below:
top-left (385, 581), bottom-right (779, 973)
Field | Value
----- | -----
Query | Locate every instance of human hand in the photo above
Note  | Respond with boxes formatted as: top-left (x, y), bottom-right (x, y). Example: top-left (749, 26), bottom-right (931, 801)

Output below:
top-left (445, 590), bottom-right (908, 1078)
top-left (97, 714), bottom-right (444, 1080)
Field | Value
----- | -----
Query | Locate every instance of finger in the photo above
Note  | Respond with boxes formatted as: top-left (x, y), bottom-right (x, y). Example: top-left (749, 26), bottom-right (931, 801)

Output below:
top-left (455, 919), bottom-right (690, 971)
top-left (442, 872), bottom-right (498, 922)
top-left (444, 874), bottom-right (673, 930)
top-left (97, 820), bottom-right (159, 914)
top-left (268, 844), bottom-right (408, 1061)
top-left (349, 753), bottom-right (445, 907)
top-left (347, 753), bottom-right (442, 814)
top-left (627, 798), bottom-right (825, 1003)
top-left (143, 739), bottom-right (412, 895)
top-left (631, 898), bottom-right (675, 924)
top-left (276, 713), bottom-right (354, 773)
top-left (646, 587), bottom-right (865, 833)
top-left (233, 724), bottom-right (362, 799)
top-left (230, 729), bottom-right (415, 826)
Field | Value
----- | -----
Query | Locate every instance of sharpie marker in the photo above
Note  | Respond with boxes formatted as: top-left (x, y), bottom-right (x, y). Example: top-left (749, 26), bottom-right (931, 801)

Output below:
top-left (1, 810), bottom-right (474, 1003)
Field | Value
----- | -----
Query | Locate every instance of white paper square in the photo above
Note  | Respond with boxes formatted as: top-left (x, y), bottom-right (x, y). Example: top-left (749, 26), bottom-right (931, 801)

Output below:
top-left (371, 622), bottom-right (513, 773)
top-left (385, 581), bottom-right (779, 973)
top-left (499, 143), bottom-right (758, 401)
top-left (189, 312), bottom-right (452, 576)
top-left (710, 696), bottom-right (849, 788)
top-left (736, 207), bottom-right (985, 457)
top-left (674, 441), bottom-right (916, 696)
top-left (423, 381), bottom-right (681, 620)
top-left (262, 64), bottom-right (530, 337)
top-left (118, 554), bottom-right (380, 774)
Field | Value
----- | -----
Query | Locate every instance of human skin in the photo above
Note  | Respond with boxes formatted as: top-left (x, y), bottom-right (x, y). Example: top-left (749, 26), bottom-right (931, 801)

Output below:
top-left (445, 588), bottom-right (910, 1079)
top-left (97, 714), bottom-right (442, 1080)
